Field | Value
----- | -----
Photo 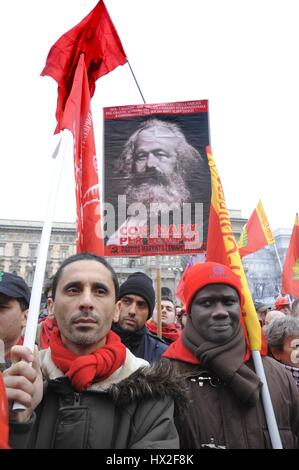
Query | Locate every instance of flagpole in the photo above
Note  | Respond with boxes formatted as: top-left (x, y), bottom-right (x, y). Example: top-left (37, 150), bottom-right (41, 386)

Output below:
top-left (273, 242), bottom-right (283, 272)
top-left (13, 129), bottom-right (72, 411)
top-left (127, 61), bottom-right (146, 104)
top-left (252, 351), bottom-right (283, 448)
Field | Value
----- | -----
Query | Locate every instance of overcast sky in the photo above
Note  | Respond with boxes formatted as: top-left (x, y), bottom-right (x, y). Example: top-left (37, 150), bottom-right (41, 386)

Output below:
top-left (0, 0), bottom-right (298, 231)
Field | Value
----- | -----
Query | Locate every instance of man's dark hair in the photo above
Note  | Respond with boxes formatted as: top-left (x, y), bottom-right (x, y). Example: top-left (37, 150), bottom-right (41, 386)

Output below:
top-left (161, 296), bottom-right (175, 306)
top-left (52, 253), bottom-right (119, 301)
top-left (16, 298), bottom-right (29, 312)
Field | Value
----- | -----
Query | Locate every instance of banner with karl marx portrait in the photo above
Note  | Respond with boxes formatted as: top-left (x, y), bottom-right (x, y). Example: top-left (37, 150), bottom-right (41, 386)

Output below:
top-left (103, 100), bottom-right (211, 256)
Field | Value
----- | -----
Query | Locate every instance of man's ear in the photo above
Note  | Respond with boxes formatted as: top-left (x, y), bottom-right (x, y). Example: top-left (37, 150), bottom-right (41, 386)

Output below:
top-left (113, 301), bottom-right (121, 323)
top-left (21, 309), bottom-right (28, 329)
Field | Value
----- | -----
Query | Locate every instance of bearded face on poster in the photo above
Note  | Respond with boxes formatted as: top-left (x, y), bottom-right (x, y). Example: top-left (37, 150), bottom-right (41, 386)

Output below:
top-left (119, 119), bottom-right (201, 212)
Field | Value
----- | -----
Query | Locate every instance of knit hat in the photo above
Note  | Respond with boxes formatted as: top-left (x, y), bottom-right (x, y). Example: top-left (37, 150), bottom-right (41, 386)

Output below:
top-left (0, 271), bottom-right (31, 308)
top-left (183, 262), bottom-right (244, 314)
top-left (118, 272), bottom-right (155, 319)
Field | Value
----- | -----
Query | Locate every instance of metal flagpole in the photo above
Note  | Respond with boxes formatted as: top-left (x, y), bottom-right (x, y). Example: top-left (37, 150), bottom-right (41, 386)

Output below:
top-left (13, 129), bottom-right (72, 411)
top-left (127, 61), bottom-right (146, 104)
top-left (274, 242), bottom-right (283, 272)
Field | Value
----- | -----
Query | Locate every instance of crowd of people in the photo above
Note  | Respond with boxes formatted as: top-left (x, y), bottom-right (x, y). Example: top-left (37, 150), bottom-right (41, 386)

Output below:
top-left (1, 255), bottom-right (299, 449)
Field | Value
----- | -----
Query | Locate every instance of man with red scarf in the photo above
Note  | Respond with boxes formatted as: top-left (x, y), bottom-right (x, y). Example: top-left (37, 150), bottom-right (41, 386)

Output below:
top-left (147, 297), bottom-right (181, 344)
top-left (164, 261), bottom-right (299, 449)
top-left (4, 253), bottom-right (182, 449)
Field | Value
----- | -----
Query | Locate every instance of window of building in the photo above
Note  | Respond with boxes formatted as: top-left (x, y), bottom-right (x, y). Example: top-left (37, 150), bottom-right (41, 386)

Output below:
top-left (61, 247), bottom-right (68, 259)
top-left (29, 244), bottom-right (37, 258)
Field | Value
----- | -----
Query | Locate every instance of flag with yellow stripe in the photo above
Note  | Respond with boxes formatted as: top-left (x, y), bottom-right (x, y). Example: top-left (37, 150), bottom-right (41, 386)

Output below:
top-left (238, 200), bottom-right (274, 257)
top-left (205, 146), bottom-right (266, 352)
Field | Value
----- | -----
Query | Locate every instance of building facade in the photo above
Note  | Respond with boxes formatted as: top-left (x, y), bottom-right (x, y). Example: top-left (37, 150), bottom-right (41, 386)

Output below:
top-left (0, 212), bottom-right (246, 299)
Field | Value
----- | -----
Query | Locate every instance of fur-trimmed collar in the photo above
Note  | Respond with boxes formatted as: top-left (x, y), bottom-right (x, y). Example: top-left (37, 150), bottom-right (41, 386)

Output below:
top-left (108, 359), bottom-right (188, 413)
top-left (39, 347), bottom-right (149, 392)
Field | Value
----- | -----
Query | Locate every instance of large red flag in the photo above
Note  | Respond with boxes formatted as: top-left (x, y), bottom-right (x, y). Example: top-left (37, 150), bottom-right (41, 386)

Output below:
top-left (238, 200), bottom-right (274, 257)
top-left (41, 0), bottom-right (127, 132)
top-left (60, 54), bottom-right (104, 255)
top-left (281, 214), bottom-right (299, 297)
top-left (205, 147), bottom-right (266, 353)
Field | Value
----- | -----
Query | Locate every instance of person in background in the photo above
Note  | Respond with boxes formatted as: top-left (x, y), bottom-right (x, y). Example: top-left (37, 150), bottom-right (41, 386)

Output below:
top-left (0, 272), bottom-right (30, 368)
top-left (112, 272), bottom-right (167, 363)
top-left (147, 297), bottom-right (181, 344)
top-left (291, 298), bottom-right (299, 318)
top-left (254, 301), bottom-right (272, 326)
top-left (263, 310), bottom-right (286, 326)
top-left (36, 277), bottom-right (57, 350)
top-left (4, 253), bottom-right (182, 449)
top-left (264, 315), bottom-right (299, 387)
top-left (164, 261), bottom-right (299, 448)
top-left (275, 296), bottom-right (291, 315)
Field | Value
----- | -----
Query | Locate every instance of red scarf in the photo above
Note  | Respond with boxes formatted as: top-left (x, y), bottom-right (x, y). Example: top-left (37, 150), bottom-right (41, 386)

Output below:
top-left (147, 320), bottom-right (181, 343)
top-left (50, 329), bottom-right (126, 391)
top-left (40, 317), bottom-right (57, 350)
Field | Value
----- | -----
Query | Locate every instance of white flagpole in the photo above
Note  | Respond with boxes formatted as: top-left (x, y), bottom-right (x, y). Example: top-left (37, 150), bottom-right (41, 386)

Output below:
top-left (252, 351), bottom-right (283, 448)
top-left (274, 242), bottom-right (283, 272)
top-left (13, 129), bottom-right (72, 411)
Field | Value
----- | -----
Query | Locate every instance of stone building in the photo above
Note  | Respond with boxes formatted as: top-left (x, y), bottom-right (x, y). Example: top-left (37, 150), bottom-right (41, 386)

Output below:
top-left (0, 211), bottom-right (246, 298)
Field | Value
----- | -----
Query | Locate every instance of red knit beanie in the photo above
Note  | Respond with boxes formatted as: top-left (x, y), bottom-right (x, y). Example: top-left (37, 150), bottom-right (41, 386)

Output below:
top-left (183, 262), bottom-right (244, 313)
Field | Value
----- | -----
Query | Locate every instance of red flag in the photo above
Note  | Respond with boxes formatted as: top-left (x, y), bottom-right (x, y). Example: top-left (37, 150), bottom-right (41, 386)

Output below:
top-left (41, 0), bottom-right (127, 132)
top-left (0, 373), bottom-right (9, 449)
top-left (238, 200), bottom-right (275, 257)
top-left (281, 214), bottom-right (299, 297)
top-left (61, 54), bottom-right (104, 255)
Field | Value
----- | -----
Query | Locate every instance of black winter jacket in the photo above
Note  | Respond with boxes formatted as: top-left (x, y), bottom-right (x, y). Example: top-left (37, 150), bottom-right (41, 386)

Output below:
top-left (10, 351), bottom-right (185, 449)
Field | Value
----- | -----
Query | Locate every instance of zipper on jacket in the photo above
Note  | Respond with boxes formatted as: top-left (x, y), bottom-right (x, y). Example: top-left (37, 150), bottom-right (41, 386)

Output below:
top-left (73, 392), bottom-right (81, 406)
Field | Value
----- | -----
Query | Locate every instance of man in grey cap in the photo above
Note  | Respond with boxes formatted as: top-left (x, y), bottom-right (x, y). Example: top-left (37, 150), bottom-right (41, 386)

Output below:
top-left (254, 301), bottom-right (272, 326)
top-left (0, 272), bottom-right (30, 366)
top-left (112, 272), bottom-right (168, 363)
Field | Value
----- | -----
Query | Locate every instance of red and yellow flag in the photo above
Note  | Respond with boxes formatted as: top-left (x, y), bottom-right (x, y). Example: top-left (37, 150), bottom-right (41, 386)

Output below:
top-left (238, 200), bottom-right (274, 257)
top-left (281, 214), bottom-right (299, 297)
top-left (205, 147), bottom-right (266, 352)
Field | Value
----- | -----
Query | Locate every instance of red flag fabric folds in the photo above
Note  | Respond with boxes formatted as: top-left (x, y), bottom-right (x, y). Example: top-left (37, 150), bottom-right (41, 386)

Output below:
top-left (281, 214), bottom-right (299, 297)
top-left (41, 0), bottom-right (127, 132)
top-left (61, 54), bottom-right (104, 255)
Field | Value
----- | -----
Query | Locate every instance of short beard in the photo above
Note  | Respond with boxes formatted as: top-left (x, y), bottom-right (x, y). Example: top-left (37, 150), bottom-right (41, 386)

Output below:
top-left (126, 173), bottom-right (190, 210)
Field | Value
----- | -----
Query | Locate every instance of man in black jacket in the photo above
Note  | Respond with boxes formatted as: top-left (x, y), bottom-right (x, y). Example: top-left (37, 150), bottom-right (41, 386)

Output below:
top-left (3, 254), bottom-right (181, 449)
top-left (113, 272), bottom-right (168, 362)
